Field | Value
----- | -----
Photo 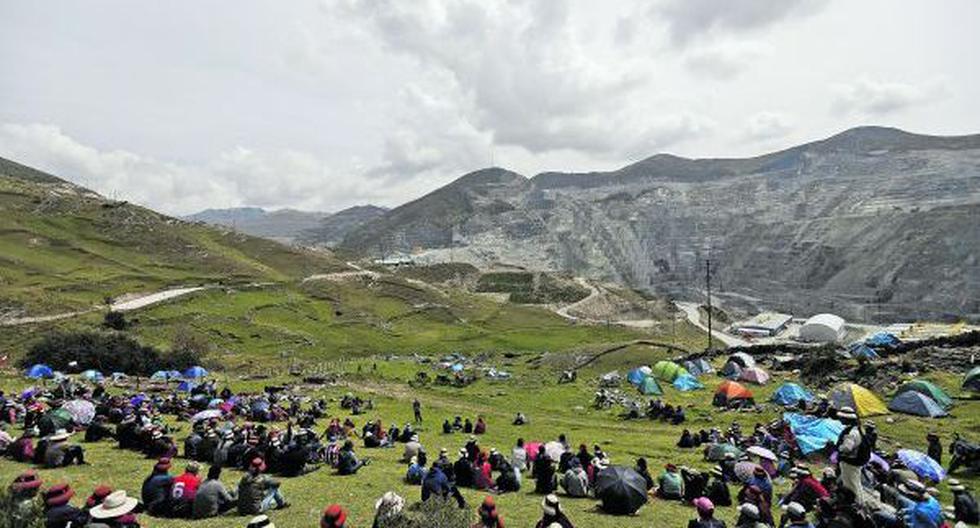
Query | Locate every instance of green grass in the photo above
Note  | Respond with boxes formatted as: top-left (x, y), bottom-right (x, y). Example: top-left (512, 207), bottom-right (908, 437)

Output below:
top-left (1, 351), bottom-right (977, 528)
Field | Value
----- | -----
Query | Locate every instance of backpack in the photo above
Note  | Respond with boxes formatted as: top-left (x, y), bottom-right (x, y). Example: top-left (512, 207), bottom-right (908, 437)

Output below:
top-left (854, 427), bottom-right (874, 466)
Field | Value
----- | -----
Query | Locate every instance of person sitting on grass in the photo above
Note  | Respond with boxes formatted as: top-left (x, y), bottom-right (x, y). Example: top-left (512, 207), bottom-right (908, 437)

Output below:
top-left (320, 504), bottom-right (348, 528)
top-left (43, 429), bottom-right (85, 467)
top-left (735, 503), bottom-right (767, 528)
top-left (141, 457), bottom-right (174, 516)
top-left (706, 466), bottom-right (732, 507)
top-left (405, 456), bottom-right (426, 485)
top-left (421, 462), bottom-right (451, 501)
top-left (170, 461), bottom-right (202, 518)
top-left (43, 483), bottom-right (87, 528)
top-left (474, 496), bottom-right (505, 528)
top-left (474, 416), bottom-right (487, 435)
top-left (237, 457), bottom-right (288, 515)
top-left (10, 471), bottom-right (44, 526)
top-left (560, 458), bottom-right (589, 498)
top-left (533, 448), bottom-right (557, 495)
top-left (657, 464), bottom-right (685, 501)
top-left (193, 465), bottom-right (238, 519)
top-left (337, 440), bottom-right (369, 475)
top-left (688, 497), bottom-right (726, 528)
top-left (535, 494), bottom-right (574, 528)
top-left (87, 490), bottom-right (141, 528)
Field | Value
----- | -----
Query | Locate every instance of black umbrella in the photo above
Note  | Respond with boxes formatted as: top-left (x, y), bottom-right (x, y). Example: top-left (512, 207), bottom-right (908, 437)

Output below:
top-left (595, 466), bottom-right (648, 515)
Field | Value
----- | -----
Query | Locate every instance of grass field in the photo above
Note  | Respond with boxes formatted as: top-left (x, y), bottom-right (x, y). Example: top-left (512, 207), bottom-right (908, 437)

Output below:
top-left (2, 345), bottom-right (978, 528)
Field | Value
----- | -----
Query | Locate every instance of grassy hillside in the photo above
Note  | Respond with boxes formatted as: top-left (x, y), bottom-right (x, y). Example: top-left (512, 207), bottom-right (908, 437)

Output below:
top-left (0, 159), bottom-right (346, 317)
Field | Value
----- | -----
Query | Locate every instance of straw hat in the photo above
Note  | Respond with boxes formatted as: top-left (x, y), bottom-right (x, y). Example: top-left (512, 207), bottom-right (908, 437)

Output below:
top-left (542, 494), bottom-right (560, 516)
top-left (89, 490), bottom-right (138, 519)
top-left (247, 514), bottom-right (275, 528)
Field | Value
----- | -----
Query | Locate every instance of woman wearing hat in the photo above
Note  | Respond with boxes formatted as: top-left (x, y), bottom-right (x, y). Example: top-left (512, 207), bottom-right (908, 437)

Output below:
top-left (87, 490), bottom-right (140, 528)
top-left (473, 496), bottom-right (505, 528)
top-left (43, 483), bottom-right (87, 528)
top-left (688, 497), bottom-right (726, 528)
top-left (141, 457), bottom-right (174, 516)
top-left (535, 494), bottom-right (573, 528)
top-left (10, 471), bottom-right (43, 526)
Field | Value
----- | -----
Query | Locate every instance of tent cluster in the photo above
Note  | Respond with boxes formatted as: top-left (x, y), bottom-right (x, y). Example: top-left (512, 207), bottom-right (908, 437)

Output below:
top-left (887, 380), bottom-right (953, 418)
top-left (717, 353), bottom-right (771, 386)
top-left (626, 359), bottom-right (708, 396)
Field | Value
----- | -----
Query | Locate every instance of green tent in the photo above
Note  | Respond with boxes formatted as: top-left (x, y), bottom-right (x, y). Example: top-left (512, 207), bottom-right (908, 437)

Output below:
top-left (896, 380), bottom-right (953, 409)
top-left (38, 408), bottom-right (73, 436)
top-left (652, 360), bottom-right (689, 382)
top-left (639, 376), bottom-right (663, 396)
top-left (964, 367), bottom-right (980, 393)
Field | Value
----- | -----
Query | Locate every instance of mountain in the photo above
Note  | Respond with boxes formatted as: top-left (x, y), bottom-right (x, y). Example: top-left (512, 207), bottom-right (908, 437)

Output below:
top-left (0, 157), bottom-right (344, 318)
top-left (297, 205), bottom-right (389, 248)
top-left (185, 207), bottom-right (328, 243)
top-left (340, 127), bottom-right (980, 322)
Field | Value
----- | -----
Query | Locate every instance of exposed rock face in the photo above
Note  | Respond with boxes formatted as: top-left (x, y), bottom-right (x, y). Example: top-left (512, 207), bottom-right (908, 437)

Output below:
top-left (298, 205), bottom-right (388, 247)
top-left (341, 127), bottom-right (980, 322)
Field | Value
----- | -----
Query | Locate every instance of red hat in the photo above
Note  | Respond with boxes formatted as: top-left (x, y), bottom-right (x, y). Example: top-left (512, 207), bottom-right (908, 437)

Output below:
top-left (155, 457), bottom-right (172, 471)
top-left (321, 504), bottom-right (347, 528)
top-left (481, 495), bottom-right (496, 510)
top-left (251, 457), bottom-right (267, 472)
top-left (86, 485), bottom-right (113, 508)
top-left (11, 471), bottom-right (42, 492)
top-left (43, 483), bottom-right (75, 506)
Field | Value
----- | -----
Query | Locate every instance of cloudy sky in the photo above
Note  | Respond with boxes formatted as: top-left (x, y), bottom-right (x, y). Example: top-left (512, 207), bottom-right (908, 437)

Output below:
top-left (1, 0), bottom-right (977, 215)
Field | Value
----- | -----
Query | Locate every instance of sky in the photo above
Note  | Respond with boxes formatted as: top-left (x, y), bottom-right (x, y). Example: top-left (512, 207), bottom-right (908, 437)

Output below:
top-left (1, 0), bottom-right (978, 215)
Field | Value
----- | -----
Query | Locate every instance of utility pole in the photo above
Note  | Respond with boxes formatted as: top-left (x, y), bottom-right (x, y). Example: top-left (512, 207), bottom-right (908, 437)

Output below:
top-left (706, 258), bottom-right (713, 351)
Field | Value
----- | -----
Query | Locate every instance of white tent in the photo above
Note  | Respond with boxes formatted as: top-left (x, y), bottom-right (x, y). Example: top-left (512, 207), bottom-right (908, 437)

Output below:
top-left (799, 313), bottom-right (846, 343)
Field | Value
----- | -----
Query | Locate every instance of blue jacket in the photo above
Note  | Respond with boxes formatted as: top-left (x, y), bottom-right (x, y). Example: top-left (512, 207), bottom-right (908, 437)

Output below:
top-left (421, 467), bottom-right (450, 501)
top-left (903, 497), bottom-right (943, 528)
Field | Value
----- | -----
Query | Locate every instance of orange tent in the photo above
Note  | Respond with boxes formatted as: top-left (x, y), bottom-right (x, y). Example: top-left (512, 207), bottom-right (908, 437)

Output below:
top-left (713, 380), bottom-right (754, 407)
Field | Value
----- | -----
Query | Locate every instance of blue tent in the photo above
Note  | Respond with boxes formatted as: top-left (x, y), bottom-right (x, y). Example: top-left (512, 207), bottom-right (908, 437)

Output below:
top-left (771, 383), bottom-right (814, 406)
top-left (719, 361), bottom-right (742, 380)
top-left (848, 343), bottom-right (879, 360)
top-left (183, 366), bottom-right (209, 378)
top-left (888, 391), bottom-right (947, 418)
top-left (177, 381), bottom-right (196, 392)
top-left (683, 358), bottom-right (713, 377)
top-left (150, 371), bottom-right (171, 381)
top-left (25, 364), bottom-right (54, 379)
top-left (450, 363), bottom-right (464, 373)
top-left (866, 332), bottom-right (900, 348)
top-left (80, 369), bottom-right (104, 382)
top-left (673, 374), bottom-right (704, 391)
top-left (627, 368), bottom-right (647, 387)
top-left (784, 412), bottom-right (844, 455)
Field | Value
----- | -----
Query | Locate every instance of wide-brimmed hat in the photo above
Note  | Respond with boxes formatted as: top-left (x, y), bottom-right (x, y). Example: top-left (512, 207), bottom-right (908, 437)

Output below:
top-left (784, 501), bottom-right (806, 519)
top-left (542, 494), bottom-right (560, 516)
top-left (247, 514), bottom-right (275, 528)
top-left (89, 490), bottom-right (138, 519)
top-left (11, 471), bottom-right (42, 492)
top-left (837, 407), bottom-right (858, 420)
top-left (899, 480), bottom-right (926, 498)
top-left (321, 504), bottom-right (347, 527)
top-left (949, 479), bottom-right (966, 492)
top-left (43, 483), bottom-right (75, 506)
top-left (48, 429), bottom-right (72, 442)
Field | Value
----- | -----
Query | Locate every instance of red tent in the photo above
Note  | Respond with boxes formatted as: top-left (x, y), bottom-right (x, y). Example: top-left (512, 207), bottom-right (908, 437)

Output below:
top-left (713, 380), bottom-right (755, 407)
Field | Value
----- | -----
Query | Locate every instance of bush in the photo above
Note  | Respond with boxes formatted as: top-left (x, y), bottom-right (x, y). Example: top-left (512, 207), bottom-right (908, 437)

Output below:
top-left (0, 487), bottom-right (44, 528)
top-left (19, 331), bottom-right (203, 375)
top-left (103, 310), bottom-right (128, 330)
top-left (376, 498), bottom-right (472, 528)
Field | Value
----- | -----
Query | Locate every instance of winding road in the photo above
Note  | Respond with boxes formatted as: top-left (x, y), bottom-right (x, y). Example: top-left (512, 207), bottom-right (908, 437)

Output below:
top-left (674, 301), bottom-right (747, 348)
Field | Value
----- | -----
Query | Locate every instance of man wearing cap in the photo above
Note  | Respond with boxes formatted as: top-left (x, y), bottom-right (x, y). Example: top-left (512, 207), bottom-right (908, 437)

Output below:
top-left (10, 471), bottom-right (43, 527)
top-left (238, 457), bottom-right (288, 515)
top-left (834, 406), bottom-right (868, 506)
top-left (170, 461), bottom-right (203, 517)
top-left (782, 466), bottom-right (828, 512)
top-left (535, 494), bottom-right (574, 528)
top-left (688, 497), bottom-right (726, 528)
top-left (141, 457), bottom-right (174, 516)
top-left (321, 504), bottom-right (348, 528)
top-left (86, 490), bottom-right (140, 528)
top-left (950, 479), bottom-right (979, 525)
top-left (43, 483), bottom-right (87, 528)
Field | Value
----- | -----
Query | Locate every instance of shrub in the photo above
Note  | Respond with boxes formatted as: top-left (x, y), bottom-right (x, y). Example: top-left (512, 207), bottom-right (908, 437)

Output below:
top-left (102, 310), bottom-right (128, 330)
top-left (19, 331), bottom-right (203, 375)
top-left (376, 498), bottom-right (471, 528)
top-left (0, 487), bottom-right (44, 528)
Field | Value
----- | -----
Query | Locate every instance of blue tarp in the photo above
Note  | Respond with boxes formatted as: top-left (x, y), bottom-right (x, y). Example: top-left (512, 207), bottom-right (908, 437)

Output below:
top-left (784, 412), bottom-right (844, 455)
top-left (772, 383), bottom-right (814, 406)
top-left (177, 381), bottom-right (196, 392)
top-left (25, 364), bottom-right (54, 379)
top-left (673, 373), bottom-right (704, 391)
top-left (848, 343), bottom-right (880, 359)
top-left (627, 368), bottom-right (647, 387)
top-left (888, 391), bottom-right (947, 418)
top-left (183, 366), bottom-right (209, 378)
top-left (866, 332), bottom-right (900, 348)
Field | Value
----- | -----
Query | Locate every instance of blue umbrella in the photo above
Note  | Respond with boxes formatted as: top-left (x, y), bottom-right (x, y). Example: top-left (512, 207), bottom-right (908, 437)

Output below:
top-left (25, 364), bottom-right (54, 379)
top-left (183, 366), bottom-right (208, 378)
top-left (897, 449), bottom-right (946, 482)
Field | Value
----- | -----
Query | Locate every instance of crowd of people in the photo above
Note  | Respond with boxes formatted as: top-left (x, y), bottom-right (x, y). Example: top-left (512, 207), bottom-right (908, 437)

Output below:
top-left (0, 373), bottom-right (978, 528)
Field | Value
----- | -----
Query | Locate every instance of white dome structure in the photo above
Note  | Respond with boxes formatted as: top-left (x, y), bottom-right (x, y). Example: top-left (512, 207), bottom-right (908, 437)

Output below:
top-left (799, 313), bottom-right (846, 343)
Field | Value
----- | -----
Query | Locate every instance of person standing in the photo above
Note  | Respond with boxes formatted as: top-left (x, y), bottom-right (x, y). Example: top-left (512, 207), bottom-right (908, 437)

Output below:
top-left (835, 407), bottom-right (869, 506)
top-left (926, 433), bottom-right (942, 465)
top-left (413, 400), bottom-right (422, 424)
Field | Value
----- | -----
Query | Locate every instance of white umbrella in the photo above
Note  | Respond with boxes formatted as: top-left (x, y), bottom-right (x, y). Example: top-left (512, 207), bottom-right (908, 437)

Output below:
top-left (747, 445), bottom-right (777, 462)
top-left (190, 409), bottom-right (223, 423)
top-left (62, 400), bottom-right (96, 425)
top-left (544, 441), bottom-right (566, 461)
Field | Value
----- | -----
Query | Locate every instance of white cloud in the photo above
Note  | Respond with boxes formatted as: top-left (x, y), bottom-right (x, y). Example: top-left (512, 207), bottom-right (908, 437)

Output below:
top-left (745, 111), bottom-right (792, 141)
top-left (684, 42), bottom-right (768, 80)
top-left (831, 77), bottom-right (950, 116)
top-left (653, 0), bottom-right (828, 46)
